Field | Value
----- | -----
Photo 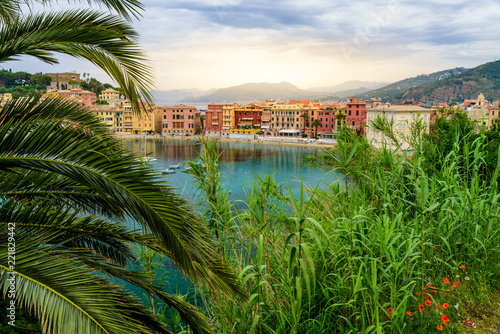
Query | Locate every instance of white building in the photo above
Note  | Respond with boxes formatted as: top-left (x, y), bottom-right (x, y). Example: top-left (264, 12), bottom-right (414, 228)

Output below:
top-left (366, 104), bottom-right (430, 149)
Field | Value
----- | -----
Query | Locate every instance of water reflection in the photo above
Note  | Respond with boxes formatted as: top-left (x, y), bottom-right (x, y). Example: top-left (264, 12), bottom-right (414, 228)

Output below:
top-left (122, 138), bottom-right (340, 205)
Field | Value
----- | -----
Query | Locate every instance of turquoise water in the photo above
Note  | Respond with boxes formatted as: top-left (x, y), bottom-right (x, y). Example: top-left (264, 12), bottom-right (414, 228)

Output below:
top-left (121, 138), bottom-right (339, 311)
top-left (123, 138), bottom-right (339, 205)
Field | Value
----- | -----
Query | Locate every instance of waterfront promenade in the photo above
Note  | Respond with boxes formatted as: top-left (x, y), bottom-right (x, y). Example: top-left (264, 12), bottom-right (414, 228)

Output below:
top-left (114, 133), bottom-right (336, 148)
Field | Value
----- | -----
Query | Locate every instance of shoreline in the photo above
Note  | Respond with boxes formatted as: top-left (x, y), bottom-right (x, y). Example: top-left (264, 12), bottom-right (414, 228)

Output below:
top-left (113, 134), bottom-right (334, 149)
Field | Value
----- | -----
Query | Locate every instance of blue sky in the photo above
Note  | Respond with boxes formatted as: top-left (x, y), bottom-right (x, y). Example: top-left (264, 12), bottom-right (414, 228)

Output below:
top-left (4, 0), bottom-right (500, 90)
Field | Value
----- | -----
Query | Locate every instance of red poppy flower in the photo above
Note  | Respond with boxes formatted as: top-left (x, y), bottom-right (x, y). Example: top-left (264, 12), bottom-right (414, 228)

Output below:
top-left (437, 325), bottom-right (443, 331)
top-left (418, 304), bottom-right (424, 311)
top-left (452, 283), bottom-right (457, 288)
top-left (442, 303), bottom-right (449, 309)
top-left (387, 308), bottom-right (392, 314)
top-left (456, 282), bottom-right (461, 285)
top-left (425, 300), bottom-right (432, 306)
top-left (443, 277), bottom-right (450, 284)
top-left (441, 315), bottom-right (449, 323)
top-left (460, 265), bottom-right (465, 269)
top-left (406, 311), bottom-right (412, 316)
top-left (451, 295), bottom-right (455, 297)
top-left (427, 295), bottom-right (431, 300)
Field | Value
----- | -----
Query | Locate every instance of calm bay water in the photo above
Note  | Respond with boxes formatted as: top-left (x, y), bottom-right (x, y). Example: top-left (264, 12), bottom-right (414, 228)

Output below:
top-left (123, 137), bottom-right (339, 205)
top-left (121, 137), bottom-right (339, 304)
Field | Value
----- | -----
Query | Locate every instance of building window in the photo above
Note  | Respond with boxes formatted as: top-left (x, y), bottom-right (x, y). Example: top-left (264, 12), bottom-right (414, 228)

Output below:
top-left (352, 121), bottom-right (355, 126)
top-left (163, 124), bottom-right (168, 128)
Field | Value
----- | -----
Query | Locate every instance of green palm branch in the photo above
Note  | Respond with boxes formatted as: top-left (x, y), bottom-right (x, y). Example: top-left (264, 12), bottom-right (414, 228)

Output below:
top-left (0, 96), bottom-right (244, 298)
top-left (1, 0), bottom-right (246, 331)
top-left (0, 199), bottom-right (217, 333)
top-left (0, 9), bottom-right (153, 109)
top-left (0, 0), bottom-right (144, 23)
top-left (0, 96), bottom-right (245, 332)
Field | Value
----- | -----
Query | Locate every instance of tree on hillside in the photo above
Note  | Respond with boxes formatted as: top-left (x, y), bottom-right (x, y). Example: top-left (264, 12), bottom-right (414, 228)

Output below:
top-left (30, 72), bottom-right (51, 88)
top-left (0, 1), bottom-right (243, 333)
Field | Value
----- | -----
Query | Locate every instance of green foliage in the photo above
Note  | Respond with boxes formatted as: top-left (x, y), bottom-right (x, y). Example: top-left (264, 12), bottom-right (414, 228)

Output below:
top-left (82, 77), bottom-right (105, 93)
top-left (0, 69), bottom-right (31, 86)
top-left (0, 96), bottom-right (244, 333)
top-left (29, 72), bottom-right (51, 88)
top-left (192, 125), bottom-right (500, 333)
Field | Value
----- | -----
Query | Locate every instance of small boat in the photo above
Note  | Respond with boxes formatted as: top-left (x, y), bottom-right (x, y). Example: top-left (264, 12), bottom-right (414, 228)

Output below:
top-left (162, 169), bottom-right (176, 174)
top-left (148, 157), bottom-right (158, 162)
top-left (169, 164), bottom-right (181, 169)
top-left (184, 166), bottom-right (192, 171)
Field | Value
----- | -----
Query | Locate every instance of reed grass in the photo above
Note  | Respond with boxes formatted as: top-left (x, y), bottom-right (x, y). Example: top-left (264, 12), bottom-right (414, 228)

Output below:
top-left (185, 126), bottom-right (500, 333)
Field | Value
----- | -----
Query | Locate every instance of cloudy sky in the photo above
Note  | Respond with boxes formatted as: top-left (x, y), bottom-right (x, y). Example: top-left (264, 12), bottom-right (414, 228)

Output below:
top-left (4, 0), bottom-right (500, 90)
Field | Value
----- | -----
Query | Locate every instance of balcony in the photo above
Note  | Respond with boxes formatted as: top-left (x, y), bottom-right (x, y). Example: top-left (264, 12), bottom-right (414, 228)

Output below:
top-left (239, 121), bottom-right (253, 126)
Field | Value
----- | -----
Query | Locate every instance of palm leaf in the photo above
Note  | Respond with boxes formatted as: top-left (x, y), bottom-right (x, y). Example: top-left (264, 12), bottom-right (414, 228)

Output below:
top-left (1, 0), bottom-right (144, 22)
top-left (0, 9), bottom-right (154, 109)
top-left (0, 201), bottom-right (216, 333)
top-left (0, 234), bottom-right (169, 333)
top-left (0, 97), bottom-right (246, 300)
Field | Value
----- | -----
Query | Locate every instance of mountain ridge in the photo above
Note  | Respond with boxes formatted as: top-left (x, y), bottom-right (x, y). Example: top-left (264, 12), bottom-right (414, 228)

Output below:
top-left (356, 67), bottom-right (470, 102)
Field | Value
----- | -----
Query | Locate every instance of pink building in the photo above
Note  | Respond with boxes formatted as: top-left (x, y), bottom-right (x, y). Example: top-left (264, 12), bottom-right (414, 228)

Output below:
top-left (346, 97), bottom-right (367, 134)
top-left (157, 105), bottom-right (200, 135)
top-left (316, 104), bottom-right (337, 134)
top-left (57, 88), bottom-right (96, 105)
top-left (206, 103), bottom-right (224, 134)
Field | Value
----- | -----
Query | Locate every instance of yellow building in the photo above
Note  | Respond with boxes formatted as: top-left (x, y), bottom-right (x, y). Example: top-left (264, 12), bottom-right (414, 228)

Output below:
top-left (366, 104), bottom-right (430, 149)
top-left (99, 88), bottom-right (123, 107)
top-left (121, 101), bottom-right (157, 134)
top-left (92, 105), bottom-right (118, 134)
top-left (222, 103), bottom-right (237, 137)
top-left (0, 93), bottom-right (13, 104)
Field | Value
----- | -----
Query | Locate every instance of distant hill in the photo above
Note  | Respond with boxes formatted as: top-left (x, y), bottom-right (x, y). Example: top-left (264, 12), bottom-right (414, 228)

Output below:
top-left (396, 60), bottom-right (500, 104)
top-left (180, 82), bottom-right (322, 104)
top-left (153, 88), bottom-right (210, 106)
top-left (308, 80), bottom-right (389, 94)
top-left (357, 67), bottom-right (470, 102)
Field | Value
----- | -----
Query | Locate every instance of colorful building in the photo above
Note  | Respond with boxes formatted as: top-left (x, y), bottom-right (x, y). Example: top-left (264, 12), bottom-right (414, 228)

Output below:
top-left (222, 103), bottom-right (236, 137)
top-left (346, 97), bottom-right (367, 133)
top-left (120, 101), bottom-right (156, 134)
top-left (156, 105), bottom-right (200, 135)
top-left (0, 92), bottom-right (13, 105)
top-left (92, 105), bottom-right (118, 134)
top-left (99, 88), bottom-right (123, 107)
top-left (51, 88), bottom-right (96, 106)
top-left (205, 103), bottom-right (224, 135)
top-left (232, 104), bottom-right (263, 134)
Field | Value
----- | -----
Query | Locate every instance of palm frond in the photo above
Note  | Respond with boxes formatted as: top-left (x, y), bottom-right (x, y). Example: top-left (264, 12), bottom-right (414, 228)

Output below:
top-left (0, 97), bottom-right (245, 300)
top-left (0, 0), bottom-right (19, 24)
top-left (0, 9), bottom-right (154, 109)
top-left (0, 237), bottom-right (169, 333)
top-left (1, 0), bottom-right (143, 22)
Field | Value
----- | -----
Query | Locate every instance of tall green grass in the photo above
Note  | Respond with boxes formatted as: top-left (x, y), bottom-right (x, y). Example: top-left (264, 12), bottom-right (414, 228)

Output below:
top-left (187, 129), bottom-right (500, 333)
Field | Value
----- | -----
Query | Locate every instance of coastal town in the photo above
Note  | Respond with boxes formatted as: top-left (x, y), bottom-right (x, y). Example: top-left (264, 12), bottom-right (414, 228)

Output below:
top-left (1, 71), bottom-right (498, 148)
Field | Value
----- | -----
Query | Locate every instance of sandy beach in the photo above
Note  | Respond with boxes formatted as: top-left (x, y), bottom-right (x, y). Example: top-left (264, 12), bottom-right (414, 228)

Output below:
top-left (113, 133), bottom-right (334, 149)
